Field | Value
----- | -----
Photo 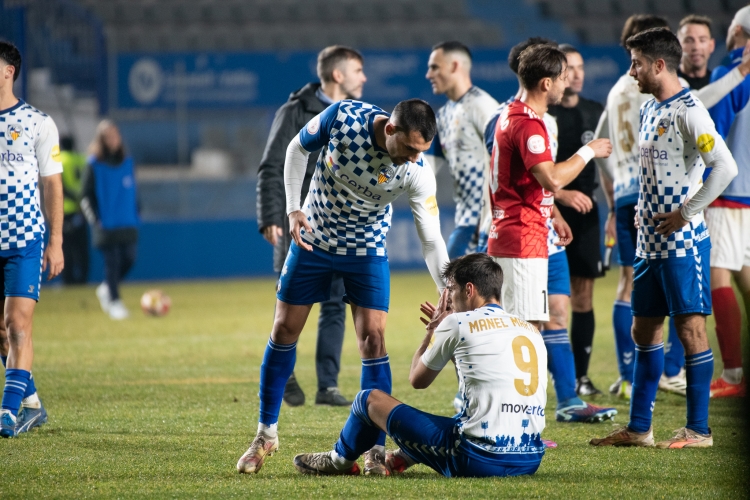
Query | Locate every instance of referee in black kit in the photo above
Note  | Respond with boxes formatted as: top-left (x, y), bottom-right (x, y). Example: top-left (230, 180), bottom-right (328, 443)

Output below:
top-left (547, 44), bottom-right (605, 396)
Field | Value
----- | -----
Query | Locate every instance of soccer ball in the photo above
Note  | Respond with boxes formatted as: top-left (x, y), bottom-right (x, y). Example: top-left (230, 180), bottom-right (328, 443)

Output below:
top-left (140, 289), bottom-right (171, 317)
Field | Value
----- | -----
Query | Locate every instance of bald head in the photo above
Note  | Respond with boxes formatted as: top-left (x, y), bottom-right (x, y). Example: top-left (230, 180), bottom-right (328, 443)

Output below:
top-left (426, 41), bottom-right (473, 100)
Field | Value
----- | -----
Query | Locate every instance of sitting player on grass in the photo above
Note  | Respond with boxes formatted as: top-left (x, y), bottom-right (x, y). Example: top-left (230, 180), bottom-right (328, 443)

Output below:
top-left (293, 253), bottom-right (548, 478)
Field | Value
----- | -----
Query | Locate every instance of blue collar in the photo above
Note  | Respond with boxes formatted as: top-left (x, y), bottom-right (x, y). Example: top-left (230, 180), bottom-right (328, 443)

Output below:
top-left (483, 303), bottom-right (503, 310)
top-left (0, 99), bottom-right (24, 116)
top-left (729, 46), bottom-right (745, 64)
top-left (655, 87), bottom-right (690, 109)
top-left (368, 110), bottom-right (390, 154)
top-left (315, 87), bottom-right (334, 106)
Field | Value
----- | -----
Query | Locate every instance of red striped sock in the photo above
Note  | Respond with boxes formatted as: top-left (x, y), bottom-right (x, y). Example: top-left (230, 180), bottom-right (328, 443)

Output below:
top-left (711, 287), bottom-right (742, 369)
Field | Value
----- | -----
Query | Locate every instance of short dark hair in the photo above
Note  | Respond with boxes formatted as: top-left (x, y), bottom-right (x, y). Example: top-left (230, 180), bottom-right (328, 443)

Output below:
top-left (626, 27), bottom-right (682, 73)
top-left (678, 15), bottom-right (712, 36)
top-left (517, 45), bottom-right (567, 90)
top-left (432, 40), bottom-right (472, 62)
top-left (317, 45), bottom-right (363, 84)
top-left (508, 37), bottom-right (556, 74)
top-left (0, 40), bottom-right (22, 82)
top-left (391, 99), bottom-right (437, 142)
top-left (558, 43), bottom-right (580, 56)
top-left (621, 14), bottom-right (669, 47)
top-left (441, 253), bottom-right (503, 302)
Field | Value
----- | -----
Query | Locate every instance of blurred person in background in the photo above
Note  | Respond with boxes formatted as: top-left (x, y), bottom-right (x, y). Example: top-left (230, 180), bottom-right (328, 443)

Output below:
top-left (677, 15), bottom-right (716, 90)
top-left (705, 5), bottom-right (750, 398)
top-left (60, 136), bottom-right (89, 285)
top-left (424, 41), bottom-right (498, 260)
top-left (255, 45), bottom-right (366, 407)
top-left (81, 120), bottom-right (139, 321)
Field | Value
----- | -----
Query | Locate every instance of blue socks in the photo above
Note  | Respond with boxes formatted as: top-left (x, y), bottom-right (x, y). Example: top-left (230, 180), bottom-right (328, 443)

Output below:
top-left (258, 339), bottom-right (297, 426)
top-left (361, 355), bottom-right (391, 447)
top-left (541, 329), bottom-right (581, 408)
top-left (663, 318), bottom-right (685, 377)
top-left (1, 356), bottom-right (37, 400)
top-left (2, 369), bottom-right (30, 416)
top-left (685, 349), bottom-right (713, 435)
top-left (334, 390), bottom-right (381, 461)
top-left (628, 343), bottom-right (664, 433)
top-left (612, 301), bottom-right (635, 383)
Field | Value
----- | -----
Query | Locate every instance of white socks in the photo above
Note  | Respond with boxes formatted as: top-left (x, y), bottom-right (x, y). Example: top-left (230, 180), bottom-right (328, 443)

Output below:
top-left (257, 422), bottom-right (278, 438)
top-left (330, 450), bottom-right (355, 470)
top-left (21, 392), bottom-right (41, 409)
top-left (721, 367), bottom-right (743, 385)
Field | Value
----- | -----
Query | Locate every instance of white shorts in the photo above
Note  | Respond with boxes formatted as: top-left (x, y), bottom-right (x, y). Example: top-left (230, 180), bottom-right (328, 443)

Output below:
top-left (704, 207), bottom-right (750, 271)
top-left (492, 257), bottom-right (549, 322)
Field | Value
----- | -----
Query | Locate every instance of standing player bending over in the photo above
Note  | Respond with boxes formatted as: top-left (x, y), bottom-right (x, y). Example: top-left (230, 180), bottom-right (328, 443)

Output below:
top-left (0, 41), bottom-right (64, 437)
top-left (237, 99), bottom-right (449, 475)
top-left (591, 28), bottom-right (738, 449)
top-left (293, 254), bottom-right (548, 478)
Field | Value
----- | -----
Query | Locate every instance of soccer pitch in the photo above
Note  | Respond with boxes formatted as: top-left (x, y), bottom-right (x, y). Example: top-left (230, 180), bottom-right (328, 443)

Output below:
top-left (2, 271), bottom-right (747, 498)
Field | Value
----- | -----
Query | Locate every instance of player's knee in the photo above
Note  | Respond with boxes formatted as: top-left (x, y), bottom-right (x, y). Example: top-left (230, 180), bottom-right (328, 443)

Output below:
top-left (270, 321), bottom-right (302, 344)
top-left (5, 320), bottom-right (30, 348)
top-left (359, 329), bottom-right (386, 357)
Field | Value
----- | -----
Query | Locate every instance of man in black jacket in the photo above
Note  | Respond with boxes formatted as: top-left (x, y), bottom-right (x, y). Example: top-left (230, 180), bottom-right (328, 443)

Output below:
top-left (256, 45), bottom-right (366, 407)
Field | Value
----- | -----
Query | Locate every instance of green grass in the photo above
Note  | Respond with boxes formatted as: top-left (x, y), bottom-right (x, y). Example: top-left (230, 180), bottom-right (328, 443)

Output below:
top-left (1, 271), bottom-right (748, 498)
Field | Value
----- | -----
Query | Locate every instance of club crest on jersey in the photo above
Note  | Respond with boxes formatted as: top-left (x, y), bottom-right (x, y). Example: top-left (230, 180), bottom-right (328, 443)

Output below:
top-left (377, 165), bottom-right (394, 184)
top-left (657, 118), bottom-right (670, 136)
top-left (7, 125), bottom-right (21, 141)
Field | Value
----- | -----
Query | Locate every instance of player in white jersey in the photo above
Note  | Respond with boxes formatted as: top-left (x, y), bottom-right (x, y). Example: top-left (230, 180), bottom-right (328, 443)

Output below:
top-left (424, 41), bottom-right (499, 260)
top-left (481, 38), bottom-right (617, 424)
top-left (293, 254), bottom-right (547, 478)
top-left (237, 99), bottom-right (450, 475)
top-left (594, 15), bottom-right (750, 399)
top-left (0, 41), bottom-right (64, 437)
top-left (592, 28), bottom-right (738, 449)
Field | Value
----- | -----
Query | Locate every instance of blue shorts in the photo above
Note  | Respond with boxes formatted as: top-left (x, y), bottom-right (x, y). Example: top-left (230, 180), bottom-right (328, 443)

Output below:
top-left (547, 251), bottom-right (570, 296)
top-left (277, 242), bottom-right (390, 312)
top-left (616, 201), bottom-right (638, 267)
top-left (386, 404), bottom-right (542, 478)
top-left (632, 247), bottom-right (711, 317)
top-left (0, 238), bottom-right (44, 301)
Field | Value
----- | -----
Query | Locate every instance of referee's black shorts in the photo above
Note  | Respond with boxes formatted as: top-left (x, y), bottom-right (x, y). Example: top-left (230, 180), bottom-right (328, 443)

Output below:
top-left (557, 200), bottom-right (605, 279)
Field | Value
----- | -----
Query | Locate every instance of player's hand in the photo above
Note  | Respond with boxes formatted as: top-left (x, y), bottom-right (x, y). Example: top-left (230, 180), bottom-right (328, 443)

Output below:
top-left (555, 189), bottom-right (593, 213)
top-left (633, 205), bottom-right (640, 230)
top-left (419, 288), bottom-right (452, 330)
top-left (587, 138), bottom-right (612, 159)
top-left (738, 40), bottom-right (750, 77)
top-left (653, 209), bottom-right (689, 236)
top-left (552, 215), bottom-right (573, 246)
top-left (288, 211), bottom-right (313, 251)
top-left (262, 225), bottom-right (284, 246)
top-left (42, 242), bottom-right (64, 280)
top-left (605, 210), bottom-right (617, 244)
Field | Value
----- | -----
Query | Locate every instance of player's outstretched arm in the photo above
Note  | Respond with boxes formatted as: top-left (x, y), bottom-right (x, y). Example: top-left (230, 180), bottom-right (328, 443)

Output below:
top-left (284, 134), bottom-right (314, 251)
top-left (41, 173), bottom-right (64, 279)
top-left (530, 139), bottom-right (612, 193)
top-left (407, 162), bottom-right (450, 292)
top-left (695, 40), bottom-right (750, 109)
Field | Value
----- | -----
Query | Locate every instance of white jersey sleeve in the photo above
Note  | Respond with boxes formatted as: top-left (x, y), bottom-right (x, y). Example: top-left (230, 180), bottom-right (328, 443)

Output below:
top-left (407, 158), bottom-right (449, 291)
top-left (694, 66), bottom-right (745, 109)
top-left (36, 116), bottom-right (62, 177)
top-left (421, 314), bottom-right (460, 371)
top-left (677, 104), bottom-right (738, 220)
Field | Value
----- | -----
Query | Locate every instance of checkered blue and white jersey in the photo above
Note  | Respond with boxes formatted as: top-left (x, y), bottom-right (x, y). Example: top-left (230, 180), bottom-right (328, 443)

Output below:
top-left (0, 100), bottom-right (62, 250)
top-left (433, 86), bottom-right (498, 228)
top-left (636, 88), bottom-right (727, 259)
top-left (296, 100), bottom-right (441, 257)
